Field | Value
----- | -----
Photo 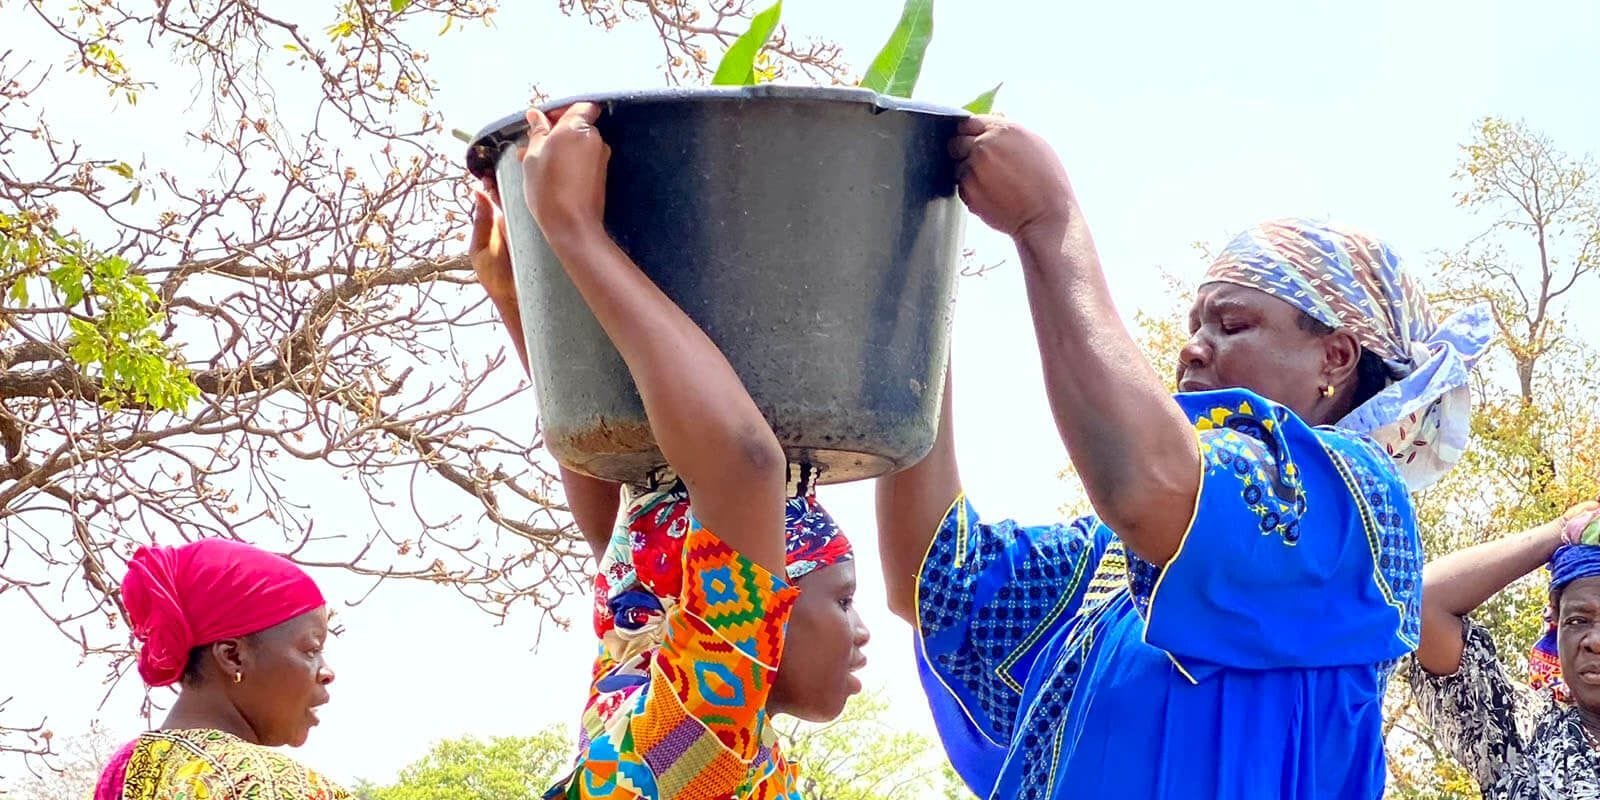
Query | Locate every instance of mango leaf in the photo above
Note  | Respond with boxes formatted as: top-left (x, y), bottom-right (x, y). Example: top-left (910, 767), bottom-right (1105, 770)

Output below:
top-left (107, 162), bottom-right (135, 180)
top-left (963, 83), bottom-right (1002, 114)
top-left (711, 1), bottom-right (782, 86)
top-left (391, 0), bottom-right (412, 12)
top-left (858, 0), bottom-right (934, 97)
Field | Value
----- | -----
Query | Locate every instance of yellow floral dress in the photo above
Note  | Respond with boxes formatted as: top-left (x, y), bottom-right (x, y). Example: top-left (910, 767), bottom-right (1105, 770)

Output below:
top-left (118, 728), bottom-right (350, 799)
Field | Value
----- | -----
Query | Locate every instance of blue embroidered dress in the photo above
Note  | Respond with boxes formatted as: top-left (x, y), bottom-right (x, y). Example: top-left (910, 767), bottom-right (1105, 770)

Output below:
top-left (915, 390), bottom-right (1421, 800)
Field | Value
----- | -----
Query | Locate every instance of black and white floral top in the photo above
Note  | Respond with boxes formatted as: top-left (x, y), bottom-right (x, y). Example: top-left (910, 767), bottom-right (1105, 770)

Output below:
top-left (1408, 619), bottom-right (1600, 799)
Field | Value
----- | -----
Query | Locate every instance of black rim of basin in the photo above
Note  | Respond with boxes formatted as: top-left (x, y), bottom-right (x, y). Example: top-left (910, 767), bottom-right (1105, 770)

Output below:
top-left (464, 84), bottom-right (968, 179)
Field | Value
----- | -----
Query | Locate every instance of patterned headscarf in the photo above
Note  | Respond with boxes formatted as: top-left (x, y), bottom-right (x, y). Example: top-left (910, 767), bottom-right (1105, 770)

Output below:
top-left (1530, 506), bottom-right (1600, 701)
top-left (591, 466), bottom-right (853, 647)
top-left (1204, 217), bottom-right (1494, 490)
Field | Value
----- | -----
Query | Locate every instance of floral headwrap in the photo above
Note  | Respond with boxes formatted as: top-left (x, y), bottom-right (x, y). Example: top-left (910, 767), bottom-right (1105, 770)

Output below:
top-left (1530, 505), bottom-right (1600, 702)
top-left (1204, 217), bottom-right (1494, 490)
top-left (591, 466), bottom-right (852, 649)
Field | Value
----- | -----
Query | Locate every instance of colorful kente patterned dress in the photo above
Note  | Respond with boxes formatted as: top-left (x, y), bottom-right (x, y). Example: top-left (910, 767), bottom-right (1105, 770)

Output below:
top-left (916, 389), bottom-right (1422, 800)
top-left (547, 489), bottom-right (802, 800)
top-left (1407, 619), bottom-right (1600, 799)
top-left (110, 728), bottom-right (350, 799)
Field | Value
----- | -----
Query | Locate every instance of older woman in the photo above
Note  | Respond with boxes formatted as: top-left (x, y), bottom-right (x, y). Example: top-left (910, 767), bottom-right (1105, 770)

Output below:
top-left (876, 116), bottom-right (1493, 799)
top-left (1409, 501), bottom-right (1600, 797)
top-left (93, 539), bottom-right (345, 799)
top-left (471, 103), bottom-right (870, 800)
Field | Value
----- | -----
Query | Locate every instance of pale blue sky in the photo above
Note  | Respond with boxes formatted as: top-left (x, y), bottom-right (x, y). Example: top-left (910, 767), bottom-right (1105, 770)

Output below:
top-left (3, 0), bottom-right (1598, 790)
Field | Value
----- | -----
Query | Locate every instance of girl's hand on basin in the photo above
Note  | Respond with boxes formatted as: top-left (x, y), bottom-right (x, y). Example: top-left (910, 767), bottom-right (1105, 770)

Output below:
top-left (522, 102), bottom-right (610, 246)
top-left (468, 188), bottom-right (515, 307)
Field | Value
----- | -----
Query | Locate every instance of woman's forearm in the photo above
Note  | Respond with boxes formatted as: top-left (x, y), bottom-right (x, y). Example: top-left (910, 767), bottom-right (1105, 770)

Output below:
top-left (1414, 519), bottom-right (1562, 675)
top-left (1012, 216), bottom-right (1199, 566)
top-left (546, 225), bottom-right (786, 576)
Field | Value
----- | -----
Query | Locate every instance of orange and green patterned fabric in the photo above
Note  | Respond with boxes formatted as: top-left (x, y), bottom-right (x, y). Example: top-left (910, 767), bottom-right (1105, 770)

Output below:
top-left (549, 509), bottom-right (803, 800)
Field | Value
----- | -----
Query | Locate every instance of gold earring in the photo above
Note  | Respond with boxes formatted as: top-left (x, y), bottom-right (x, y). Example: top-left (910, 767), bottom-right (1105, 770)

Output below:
top-left (1319, 384), bottom-right (1336, 398)
top-left (233, 672), bottom-right (243, 684)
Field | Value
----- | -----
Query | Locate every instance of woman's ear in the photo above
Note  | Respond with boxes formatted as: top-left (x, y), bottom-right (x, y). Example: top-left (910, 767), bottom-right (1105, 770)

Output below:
top-left (1321, 329), bottom-right (1361, 391)
top-left (209, 638), bottom-right (248, 681)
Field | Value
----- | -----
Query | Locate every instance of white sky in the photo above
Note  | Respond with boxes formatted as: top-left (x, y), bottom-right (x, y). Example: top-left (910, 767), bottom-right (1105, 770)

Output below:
top-left (3, 0), bottom-right (1600, 790)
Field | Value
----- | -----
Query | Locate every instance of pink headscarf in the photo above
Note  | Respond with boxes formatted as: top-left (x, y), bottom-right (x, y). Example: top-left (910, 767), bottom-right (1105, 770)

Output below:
top-left (122, 539), bottom-right (325, 687)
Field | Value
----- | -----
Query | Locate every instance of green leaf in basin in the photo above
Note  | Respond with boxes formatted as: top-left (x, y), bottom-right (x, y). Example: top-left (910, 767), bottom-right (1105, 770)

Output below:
top-left (711, 1), bottom-right (783, 86)
top-left (859, 0), bottom-right (934, 97)
top-left (963, 83), bottom-right (1002, 114)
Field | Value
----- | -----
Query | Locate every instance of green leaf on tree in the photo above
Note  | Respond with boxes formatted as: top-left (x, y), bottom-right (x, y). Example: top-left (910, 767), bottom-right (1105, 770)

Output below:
top-left (963, 83), bottom-right (1001, 114)
top-left (391, 0), bottom-right (412, 12)
top-left (711, 1), bottom-right (783, 86)
top-left (858, 0), bottom-right (934, 97)
top-left (47, 261), bottom-right (86, 306)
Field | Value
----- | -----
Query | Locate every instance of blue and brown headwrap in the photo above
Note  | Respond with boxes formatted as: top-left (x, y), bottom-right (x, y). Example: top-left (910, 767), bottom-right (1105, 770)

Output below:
top-left (1204, 217), bottom-right (1494, 490)
top-left (1530, 504), bottom-right (1600, 701)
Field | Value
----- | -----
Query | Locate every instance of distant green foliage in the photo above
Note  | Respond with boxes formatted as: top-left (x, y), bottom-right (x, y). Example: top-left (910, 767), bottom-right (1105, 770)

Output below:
top-left (357, 729), bottom-right (572, 800)
top-left (358, 691), bottom-right (966, 800)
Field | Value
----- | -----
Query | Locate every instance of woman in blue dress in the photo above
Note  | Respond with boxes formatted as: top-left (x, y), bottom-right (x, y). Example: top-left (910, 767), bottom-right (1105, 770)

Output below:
top-left (874, 115), bottom-right (1493, 799)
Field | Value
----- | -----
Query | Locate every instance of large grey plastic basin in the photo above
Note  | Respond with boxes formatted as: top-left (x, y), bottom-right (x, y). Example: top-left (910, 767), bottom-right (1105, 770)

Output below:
top-left (467, 85), bottom-right (964, 486)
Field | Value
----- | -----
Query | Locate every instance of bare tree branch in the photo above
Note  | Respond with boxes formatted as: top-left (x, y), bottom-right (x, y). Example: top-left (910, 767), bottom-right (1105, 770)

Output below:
top-left (0, 0), bottom-right (851, 758)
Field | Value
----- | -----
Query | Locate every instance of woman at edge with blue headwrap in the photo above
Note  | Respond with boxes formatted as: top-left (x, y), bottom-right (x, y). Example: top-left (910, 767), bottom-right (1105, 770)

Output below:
top-left (1409, 499), bottom-right (1600, 796)
top-left (874, 115), bottom-right (1495, 799)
